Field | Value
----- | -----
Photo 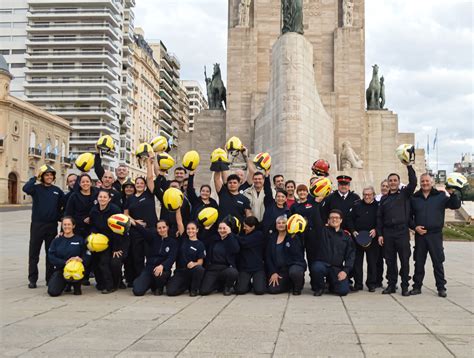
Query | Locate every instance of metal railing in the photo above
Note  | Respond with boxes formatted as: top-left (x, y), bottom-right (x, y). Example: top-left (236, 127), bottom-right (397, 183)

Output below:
top-left (28, 147), bottom-right (42, 156)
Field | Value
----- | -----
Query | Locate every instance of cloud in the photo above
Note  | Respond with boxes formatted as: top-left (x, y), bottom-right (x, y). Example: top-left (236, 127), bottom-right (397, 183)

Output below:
top-left (135, 0), bottom-right (473, 172)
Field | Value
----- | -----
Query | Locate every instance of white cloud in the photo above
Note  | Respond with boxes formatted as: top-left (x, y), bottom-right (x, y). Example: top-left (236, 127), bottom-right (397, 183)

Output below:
top-left (135, 0), bottom-right (473, 172)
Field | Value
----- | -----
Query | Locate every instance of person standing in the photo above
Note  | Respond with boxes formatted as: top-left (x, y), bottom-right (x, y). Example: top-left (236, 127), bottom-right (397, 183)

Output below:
top-left (285, 180), bottom-right (297, 209)
top-left (409, 173), bottom-right (461, 297)
top-left (22, 164), bottom-right (64, 288)
top-left (377, 165), bottom-right (417, 296)
top-left (214, 171), bottom-right (252, 225)
top-left (375, 179), bottom-right (390, 287)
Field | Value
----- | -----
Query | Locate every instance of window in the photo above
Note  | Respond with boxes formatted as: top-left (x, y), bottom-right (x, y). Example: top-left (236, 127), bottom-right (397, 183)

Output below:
top-left (11, 35), bottom-right (26, 42)
top-left (11, 49), bottom-right (25, 54)
top-left (13, 9), bottom-right (27, 15)
top-left (0, 36), bottom-right (10, 41)
top-left (0, 22), bottom-right (11, 28)
top-left (11, 63), bottom-right (25, 68)
top-left (13, 22), bottom-right (26, 28)
top-left (29, 131), bottom-right (36, 148)
top-left (0, 50), bottom-right (9, 55)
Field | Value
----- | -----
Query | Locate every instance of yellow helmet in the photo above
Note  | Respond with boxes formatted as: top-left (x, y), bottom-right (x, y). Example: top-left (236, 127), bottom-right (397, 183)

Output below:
top-left (107, 213), bottom-right (131, 235)
top-left (182, 150), bottom-right (200, 171)
top-left (96, 135), bottom-right (115, 152)
top-left (210, 148), bottom-right (229, 163)
top-left (253, 152), bottom-right (272, 171)
top-left (396, 144), bottom-right (415, 165)
top-left (86, 233), bottom-right (109, 252)
top-left (63, 260), bottom-right (85, 282)
top-left (163, 187), bottom-right (184, 211)
top-left (287, 214), bottom-right (307, 234)
top-left (446, 173), bottom-right (468, 190)
top-left (75, 152), bottom-right (95, 172)
top-left (150, 136), bottom-right (168, 153)
top-left (309, 177), bottom-right (332, 198)
top-left (226, 136), bottom-right (243, 153)
top-left (197, 207), bottom-right (219, 227)
top-left (136, 142), bottom-right (153, 159)
top-left (37, 164), bottom-right (56, 180)
top-left (157, 152), bottom-right (175, 170)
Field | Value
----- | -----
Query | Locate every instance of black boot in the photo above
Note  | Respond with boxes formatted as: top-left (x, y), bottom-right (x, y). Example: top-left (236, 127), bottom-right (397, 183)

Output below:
top-left (313, 289), bottom-right (324, 297)
top-left (401, 288), bottom-right (410, 296)
top-left (223, 287), bottom-right (232, 296)
top-left (189, 290), bottom-right (198, 297)
top-left (28, 282), bottom-right (37, 289)
top-left (73, 285), bottom-right (82, 296)
top-left (438, 290), bottom-right (447, 298)
top-left (409, 288), bottom-right (422, 295)
top-left (382, 286), bottom-right (396, 294)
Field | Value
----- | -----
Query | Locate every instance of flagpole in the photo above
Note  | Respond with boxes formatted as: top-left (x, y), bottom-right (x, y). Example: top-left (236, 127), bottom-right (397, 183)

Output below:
top-left (437, 136), bottom-right (439, 172)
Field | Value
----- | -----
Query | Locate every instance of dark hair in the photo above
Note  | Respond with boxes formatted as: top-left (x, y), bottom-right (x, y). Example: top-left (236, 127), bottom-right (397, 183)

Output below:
top-left (200, 184), bottom-right (212, 193)
top-left (174, 167), bottom-right (187, 173)
top-left (61, 216), bottom-right (76, 225)
top-left (135, 177), bottom-right (146, 186)
top-left (169, 179), bottom-right (180, 186)
top-left (244, 216), bottom-right (259, 228)
top-left (253, 171), bottom-right (265, 178)
top-left (186, 221), bottom-right (199, 230)
top-left (275, 188), bottom-right (288, 197)
top-left (285, 180), bottom-right (296, 188)
top-left (227, 174), bottom-right (240, 183)
top-left (329, 209), bottom-right (344, 219)
top-left (388, 173), bottom-right (400, 180)
top-left (157, 219), bottom-right (169, 227)
top-left (66, 173), bottom-right (77, 180)
top-left (97, 189), bottom-right (111, 198)
top-left (272, 174), bottom-right (284, 184)
top-left (79, 173), bottom-right (92, 183)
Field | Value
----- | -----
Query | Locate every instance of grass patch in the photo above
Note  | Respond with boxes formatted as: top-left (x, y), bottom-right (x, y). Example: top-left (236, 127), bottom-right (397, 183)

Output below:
top-left (443, 225), bottom-right (474, 241)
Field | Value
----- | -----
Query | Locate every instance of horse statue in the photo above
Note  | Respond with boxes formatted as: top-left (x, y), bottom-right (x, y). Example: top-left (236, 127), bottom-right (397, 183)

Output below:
top-left (366, 64), bottom-right (381, 110)
top-left (205, 64), bottom-right (226, 110)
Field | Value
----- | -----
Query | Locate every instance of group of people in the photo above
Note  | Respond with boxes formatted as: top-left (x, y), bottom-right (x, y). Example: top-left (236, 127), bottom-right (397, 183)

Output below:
top-left (23, 146), bottom-right (461, 299)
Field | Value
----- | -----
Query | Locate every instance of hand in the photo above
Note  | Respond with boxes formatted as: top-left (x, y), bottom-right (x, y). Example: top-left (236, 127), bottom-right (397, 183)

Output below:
top-left (241, 146), bottom-right (248, 157)
top-left (415, 226), bottom-right (427, 235)
top-left (353, 231), bottom-right (359, 237)
top-left (112, 250), bottom-right (123, 258)
top-left (190, 170), bottom-right (195, 176)
top-left (129, 218), bottom-right (136, 226)
top-left (135, 219), bottom-right (146, 227)
top-left (269, 273), bottom-right (282, 287)
top-left (66, 256), bottom-right (82, 264)
top-left (56, 231), bottom-right (63, 238)
top-left (445, 187), bottom-right (455, 195)
top-left (378, 236), bottom-right (384, 246)
top-left (83, 217), bottom-right (90, 224)
top-left (153, 265), bottom-right (164, 277)
top-left (187, 262), bottom-right (195, 269)
top-left (337, 271), bottom-right (347, 281)
top-left (369, 229), bottom-right (377, 238)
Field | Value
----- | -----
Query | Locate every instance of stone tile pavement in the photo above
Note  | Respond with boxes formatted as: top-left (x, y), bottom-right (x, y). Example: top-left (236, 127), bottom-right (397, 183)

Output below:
top-left (1, 210), bottom-right (472, 357)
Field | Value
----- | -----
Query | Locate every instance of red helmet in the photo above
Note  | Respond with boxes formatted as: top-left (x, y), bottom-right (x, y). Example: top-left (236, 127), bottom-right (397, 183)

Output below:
top-left (312, 159), bottom-right (330, 176)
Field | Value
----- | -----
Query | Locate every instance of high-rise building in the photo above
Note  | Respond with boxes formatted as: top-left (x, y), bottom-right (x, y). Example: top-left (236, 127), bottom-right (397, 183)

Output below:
top-left (177, 82), bottom-right (190, 135)
top-left (129, 27), bottom-right (160, 177)
top-left (181, 80), bottom-right (208, 132)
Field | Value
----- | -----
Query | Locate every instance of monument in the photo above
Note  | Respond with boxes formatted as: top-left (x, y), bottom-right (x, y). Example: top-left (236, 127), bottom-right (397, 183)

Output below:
top-left (179, 0), bottom-right (426, 191)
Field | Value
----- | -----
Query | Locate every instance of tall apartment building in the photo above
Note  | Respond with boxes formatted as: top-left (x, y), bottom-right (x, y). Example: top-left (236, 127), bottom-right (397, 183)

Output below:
top-left (150, 41), bottom-right (181, 147)
top-left (181, 80), bottom-right (208, 132)
top-left (129, 27), bottom-right (160, 178)
top-left (177, 82), bottom-right (190, 135)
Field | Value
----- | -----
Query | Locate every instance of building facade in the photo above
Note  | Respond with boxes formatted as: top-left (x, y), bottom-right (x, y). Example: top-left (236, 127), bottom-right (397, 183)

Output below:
top-left (454, 153), bottom-right (473, 177)
top-left (0, 55), bottom-right (71, 204)
top-left (181, 80), bottom-right (207, 132)
top-left (177, 82), bottom-right (190, 135)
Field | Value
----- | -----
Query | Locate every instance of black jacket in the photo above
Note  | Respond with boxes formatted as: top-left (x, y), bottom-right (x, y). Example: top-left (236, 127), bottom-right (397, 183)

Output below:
top-left (262, 176), bottom-right (289, 234)
top-left (187, 174), bottom-right (219, 220)
top-left (321, 190), bottom-right (361, 230)
top-left (48, 234), bottom-right (88, 268)
top-left (410, 188), bottom-right (461, 233)
top-left (377, 165), bottom-right (417, 235)
top-left (265, 232), bottom-right (307, 275)
top-left (89, 203), bottom-right (128, 252)
top-left (307, 203), bottom-right (355, 273)
top-left (135, 224), bottom-right (178, 271)
top-left (22, 177), bottom-right (64, 223)
top-left (347, 199), bottom-right (378, 234)
top-left (93, 153), bottom-right (122, 192)
top-left (65, 188), bottom-right (98, 236)
top-left (238, 230), bottom-right (265, 273)
top-left (206, 234), bottom-right (240, 268)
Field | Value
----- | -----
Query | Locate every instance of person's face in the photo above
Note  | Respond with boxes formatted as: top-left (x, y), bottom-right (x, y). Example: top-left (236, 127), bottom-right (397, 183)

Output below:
top-left (420, 175), bottom-right (433, 192)
top-left (135, 179), bottom-right (146, 192)
top-left (67, 175), bottom-right (77, 188)
top-left (62, 219), bottom-right (75, 235)
top-left (388, 175), bottom-right (400, 191)
top-left (200, 186), bottom-right (211, 200)
top-left (276, 219), bottom-right (287, 233)
top-left (186, 223), bottom-right (198, 238)
top-left (338, 182), bottom-right (349, 194)
top-left (181, 180), bottom-right (188, 192)
top-left (97, 191), bottom-right (111, 207)
top-left (380, 182), bottom-right (389, 195)
top-left (174, 169), bottom-right (186, 182)
top-left (102, 171), bottom-right (114, 188)
top-left (116, 166), bottom-right (128, 180)
top-left (42, 172), bottom-right (55, 185)
top-left (274, 176), bottom-right (284, 189)
top-left (218, 223), bottom-right (231, 237)
top-left (124, 185), bottom-right (135, 196)
top-left (235, 170), bottom-right (245, 184)
top-left (243, 223), bottom-right (255, 235)
top-left (297, 189), bottom-right (308, 201)
top-left (227, 179), bottom-right (240, 192)
top-left (157, 222), bottom-right (169, 237)
top-left (362, 190), bottom-right (375, 204)
top-left (253, 175), bottom-right (264, 189)
top-left (328, 213), bottom-right (342, 229)
top-left (275, 192), bottom-right (287, 207)
top-left (285, 183), bottom-right (295, 195)
top-left (80, 176), bottom-right (92, 191)
top-left (170, 182), bottom-right (180, 189)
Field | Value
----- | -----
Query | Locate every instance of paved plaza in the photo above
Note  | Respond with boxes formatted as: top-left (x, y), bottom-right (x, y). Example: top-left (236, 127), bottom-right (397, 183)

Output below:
top-left (0, 209), bottom-right (473, 357)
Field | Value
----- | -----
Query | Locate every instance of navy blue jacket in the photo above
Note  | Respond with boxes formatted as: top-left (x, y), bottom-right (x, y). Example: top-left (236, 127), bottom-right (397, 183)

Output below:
top-left (135, 225), bottom-right (178, 271)
top-left (176, 237), bottom-right (206, 269)
top-left (186, 174), bottom-right (219, 220)
top-left (262, 176), bottom-right (289, 234)
top-left (206, 234), bottom-right (240, 268)
top-left (48, 234), bottom-right (88, 268)
top-left (346, 199), bottom-right (379, 235)
top-left (89, 203), bottom-right (128, 252)
top-left (65, 188), bottom-right (98, 236)
top-left (238, 230), bottom-right (265, 273)
top-left (410, 189), bottom-right (461, 233)
top-left (265, 232), bottom-right (307, 275)
top-left (22, 177), bottom-right (64, 223)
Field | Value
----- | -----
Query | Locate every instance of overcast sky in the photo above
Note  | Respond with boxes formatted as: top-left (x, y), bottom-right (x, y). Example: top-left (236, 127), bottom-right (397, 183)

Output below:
top-left (134, 0), bottom-right (473, 172)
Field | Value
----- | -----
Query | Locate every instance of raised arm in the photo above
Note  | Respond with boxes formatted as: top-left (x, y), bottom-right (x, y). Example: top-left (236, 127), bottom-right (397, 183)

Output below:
top-left (93, 152), bottom-right (105, 181)
top-left (22, 176), bottom-right (37, 195)
top-left (242, 147), bottom-right (255, 186)
top-left (405, 165), bottom-right (417, 196)
top-left (175, 207), bottom-right (185, 236)
top-left (263, 171), bottom-right (274, 208)
top-left (445, 189), bottom-right (462, 210)
top-left (214, 170), bottom-right (224, 193)
top-left (146, 156), bottom-right (155, 193)
top-left (186, 171), bottom-right (200, 206)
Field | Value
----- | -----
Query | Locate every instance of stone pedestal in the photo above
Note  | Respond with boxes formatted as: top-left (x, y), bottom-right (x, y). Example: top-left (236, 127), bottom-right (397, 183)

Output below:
top-left (254, 33), bottom-right (335, 185)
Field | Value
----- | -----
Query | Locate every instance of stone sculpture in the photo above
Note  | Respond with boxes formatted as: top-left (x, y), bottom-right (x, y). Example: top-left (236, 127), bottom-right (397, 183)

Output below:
top-left (238, 0), bottom-right (251, 27)
top-left (342, 0), bottom-right (354, 27)
top-left (340, 141), bottom-right (364, 169)
top-left (205, 64), bottom-right (226, 110)
top-left (379, 76), bottom-right (386, 109)
top-left (281, 0), bottom-right (304, 35)
top-left (366, 64), bottom-right (381, 110)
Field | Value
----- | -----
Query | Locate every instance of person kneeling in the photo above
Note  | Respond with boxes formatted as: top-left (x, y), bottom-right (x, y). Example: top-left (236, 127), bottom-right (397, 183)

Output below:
top-left (266, 216), bottom-right (306, 295)
top-left (132, 220), bottom-right (178, 296)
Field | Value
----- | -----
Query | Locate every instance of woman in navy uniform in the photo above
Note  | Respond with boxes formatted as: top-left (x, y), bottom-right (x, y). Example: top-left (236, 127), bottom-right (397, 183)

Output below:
top-left (186, 169), bottom-right (218, 221)
top-left (266, 216), bottom-right (306, 295)
top-left (261, 171), bottom-right (290, 235)
top-left (47, 217), bottom-right (88, 296)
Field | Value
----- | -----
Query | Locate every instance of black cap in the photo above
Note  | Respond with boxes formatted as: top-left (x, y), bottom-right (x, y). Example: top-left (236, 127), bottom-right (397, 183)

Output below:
top-left (336, 175), bottom-right (352, 184)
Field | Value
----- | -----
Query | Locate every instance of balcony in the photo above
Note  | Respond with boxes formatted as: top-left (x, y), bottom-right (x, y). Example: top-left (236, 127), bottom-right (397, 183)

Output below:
top-left (45, 152), bottom-right (57, 162)
top-left (27, 7), bottom-right (120, 25)
top-left (28, 147), bottom-right (42, 158)
top-left (61, 156), bottom-right (72, 166)
top-left (48, 107), bottom-right (119, 121)
top-left (26, 23), bottom-right (120, 40)
top-left (25, 64), bottom-right (118, 79)
top-left (25, 78), bottom-right (117, 92)
top-left (70, 121), bottom-right (118, 134)
top-left (26, 36), bottom-right (119, 52)
top-left (26, 93), bottom-right (119, 106)
top-left (26, 50), bottom-right (119, 66)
